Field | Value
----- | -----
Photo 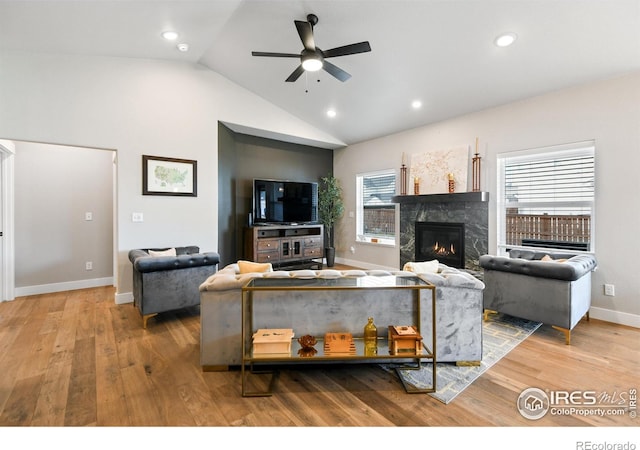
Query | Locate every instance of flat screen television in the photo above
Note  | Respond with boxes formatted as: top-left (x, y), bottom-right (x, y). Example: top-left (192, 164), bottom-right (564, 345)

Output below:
top-left (252, 179), bottom-right (318, 225)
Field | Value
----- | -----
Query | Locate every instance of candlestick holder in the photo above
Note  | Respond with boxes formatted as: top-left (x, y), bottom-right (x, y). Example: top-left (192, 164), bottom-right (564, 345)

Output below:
top-left (472, 153), bottom-right (481, 192)
top-left (472, 138), bottom-right (482, 192)
top-left (414, 177), bottom-right (420, 195)
top-left (400, 164), bottom-right (407, 195)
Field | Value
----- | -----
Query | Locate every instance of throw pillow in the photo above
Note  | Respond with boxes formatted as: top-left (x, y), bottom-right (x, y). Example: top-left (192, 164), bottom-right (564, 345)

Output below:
top-left (238, 260), bottom-right (273, 274)
top-left (540, 255), bottom-right (568, 263)
top-left (148, 248), bottom-right (176, 257)
top-left (403, 260), bottom-right (439, 274)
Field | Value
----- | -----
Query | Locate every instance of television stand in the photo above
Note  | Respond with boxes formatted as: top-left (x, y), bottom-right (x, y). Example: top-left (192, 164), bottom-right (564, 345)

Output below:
top-left (244, 224), bottom-right (324, 269)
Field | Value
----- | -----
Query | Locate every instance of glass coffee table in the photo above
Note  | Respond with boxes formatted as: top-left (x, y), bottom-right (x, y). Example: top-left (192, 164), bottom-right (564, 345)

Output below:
top-left (241, 274), bottom-right (436, 396)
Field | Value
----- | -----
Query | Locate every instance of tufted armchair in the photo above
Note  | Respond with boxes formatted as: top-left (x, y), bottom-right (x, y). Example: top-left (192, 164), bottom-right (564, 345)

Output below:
top-left (479, 249), bottom-right (597, 344)
top-left (128, 246), bottom-right (220, 328)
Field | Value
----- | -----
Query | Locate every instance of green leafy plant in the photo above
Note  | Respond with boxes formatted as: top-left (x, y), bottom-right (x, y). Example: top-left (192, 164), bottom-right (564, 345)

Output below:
top-left (318, 174), bottom-right (345, 248)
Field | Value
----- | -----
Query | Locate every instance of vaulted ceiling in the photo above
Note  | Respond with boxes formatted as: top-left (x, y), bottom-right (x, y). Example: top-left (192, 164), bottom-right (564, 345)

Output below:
top-left (2, 1), bottom-right (639, 146)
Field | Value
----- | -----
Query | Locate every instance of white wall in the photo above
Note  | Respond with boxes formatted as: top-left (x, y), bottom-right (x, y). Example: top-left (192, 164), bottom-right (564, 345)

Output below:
top-left (0, 51), bottom-right (343, 300)
top-left (334, 72), bottom-right (640, 327)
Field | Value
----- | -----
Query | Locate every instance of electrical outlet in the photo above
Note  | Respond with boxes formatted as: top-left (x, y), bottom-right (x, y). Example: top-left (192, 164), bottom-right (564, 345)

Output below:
top-left (85, 261), bottom-right (93, 271)
top-left (85, 212), bottom-right (93, 221)
top-left (132, 212), bottom-right (144, 222)
top-left (604, 284), bottom-right (615, 296)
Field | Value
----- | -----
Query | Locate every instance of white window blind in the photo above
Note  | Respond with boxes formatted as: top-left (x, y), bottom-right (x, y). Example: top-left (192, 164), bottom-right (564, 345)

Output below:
top-left (498, 141), bottom-right (595, 252)
top-left (356, 170), bottom-right (397, 245)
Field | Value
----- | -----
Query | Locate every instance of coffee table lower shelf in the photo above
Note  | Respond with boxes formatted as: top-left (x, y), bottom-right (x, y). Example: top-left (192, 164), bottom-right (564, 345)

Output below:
top-left (241, 337), bottom-right (435, 396)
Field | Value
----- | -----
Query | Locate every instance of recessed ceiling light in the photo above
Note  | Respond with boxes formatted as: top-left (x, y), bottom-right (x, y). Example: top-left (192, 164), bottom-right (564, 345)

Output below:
top-left (495, 32), bottom-right (517, 47)
top-left (177, 43), bottom-right (189, 52)
top-left (326, 109), bottom-right (337, 118)
top-left (411, 100), bottom-right (422, 109)
top-left (161, 31), bottom-right (179, 41)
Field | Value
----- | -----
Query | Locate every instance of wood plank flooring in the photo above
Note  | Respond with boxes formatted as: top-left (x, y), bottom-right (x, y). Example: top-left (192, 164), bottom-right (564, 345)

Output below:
top-left (0, 285), bottom-right (638, 428)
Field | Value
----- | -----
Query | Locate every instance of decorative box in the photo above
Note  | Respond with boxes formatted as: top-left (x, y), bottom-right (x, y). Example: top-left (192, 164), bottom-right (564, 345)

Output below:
top-left (388, 325), bottom-right (422, 355)
top-left (252, 328), bottom-right (294, 354)
top-left (324, 332), bottom-right (356, 355)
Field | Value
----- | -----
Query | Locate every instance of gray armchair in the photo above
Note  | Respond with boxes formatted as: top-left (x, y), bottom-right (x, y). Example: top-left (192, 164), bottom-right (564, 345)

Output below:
top-left (128, 246), bottom-right (220, 328)
top-left (479, 249), bottom-right (597, 344)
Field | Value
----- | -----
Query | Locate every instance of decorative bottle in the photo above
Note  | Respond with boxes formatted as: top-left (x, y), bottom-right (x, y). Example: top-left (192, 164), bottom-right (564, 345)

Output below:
top-left (364, 317), bottom-right (378, 356)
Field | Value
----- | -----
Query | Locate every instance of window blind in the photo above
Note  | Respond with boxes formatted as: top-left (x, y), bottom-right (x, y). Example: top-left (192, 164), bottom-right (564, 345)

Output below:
top-left (504, 153), bottom-right (594, 205)
top-left (362, 173), bottom-right (396, 205)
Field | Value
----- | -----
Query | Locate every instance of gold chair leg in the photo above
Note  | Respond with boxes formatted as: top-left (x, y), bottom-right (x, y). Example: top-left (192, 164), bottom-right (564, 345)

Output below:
top-left (483, 309), bottom-right (497, 321)
top-left (552, 326), bottom-right (571, 345)
top-left (142, 313), bottom-right (158, 329)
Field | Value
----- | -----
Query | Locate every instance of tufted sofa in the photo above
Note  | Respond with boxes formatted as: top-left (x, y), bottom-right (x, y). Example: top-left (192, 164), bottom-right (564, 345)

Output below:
top-left (198, 263), bottom-right (484, 369)
top-left (128, 246), bottom-right (220, 328)
top-left (479, 249), bottom-right (597, 344)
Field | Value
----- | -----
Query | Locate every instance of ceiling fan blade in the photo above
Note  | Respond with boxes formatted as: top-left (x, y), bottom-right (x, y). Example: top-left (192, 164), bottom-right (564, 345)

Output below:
top-left (323, 41), bottom-right (371, 58)
top-left (252, 51), bottom-right (300, 58)
top-left (322, 60), bottom-right (351, 82)
top-left (294, 20), bottom-right (315, 51)
top-left (285, 65), bottom-right (305, 82)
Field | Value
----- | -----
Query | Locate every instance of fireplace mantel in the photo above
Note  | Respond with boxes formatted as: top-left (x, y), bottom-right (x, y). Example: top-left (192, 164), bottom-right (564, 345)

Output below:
top-left (392, 191), bottom-right (489, 204)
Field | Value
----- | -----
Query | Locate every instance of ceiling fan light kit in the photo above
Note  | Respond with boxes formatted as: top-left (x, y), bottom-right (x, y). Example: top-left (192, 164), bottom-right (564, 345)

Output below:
top-left (251, 13), bottom-right (371, 83)
top-left (301, 53), bottom-right (323, 71)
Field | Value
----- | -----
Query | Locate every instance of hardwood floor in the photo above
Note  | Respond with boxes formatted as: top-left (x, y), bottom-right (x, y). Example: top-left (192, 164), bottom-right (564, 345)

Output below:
top-left (0, 285), bottom-right (638, 430)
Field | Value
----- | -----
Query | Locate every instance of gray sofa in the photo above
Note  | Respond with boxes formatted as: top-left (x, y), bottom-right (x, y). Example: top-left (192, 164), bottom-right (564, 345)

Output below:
top-left (479, 249), bottom-right (597, 344)
top-left (128, 246), bottom-right (220, 328)
top-left (199, 263), bottom-right (484, 369)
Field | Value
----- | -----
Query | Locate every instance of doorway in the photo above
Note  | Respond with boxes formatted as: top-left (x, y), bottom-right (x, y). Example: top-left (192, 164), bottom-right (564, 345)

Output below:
top-left (6, 140), bottom-right (115, 299)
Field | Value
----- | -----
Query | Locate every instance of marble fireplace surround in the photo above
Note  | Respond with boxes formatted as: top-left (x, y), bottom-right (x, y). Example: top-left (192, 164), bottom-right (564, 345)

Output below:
top-left (393, 192), bottom-right (489, 271)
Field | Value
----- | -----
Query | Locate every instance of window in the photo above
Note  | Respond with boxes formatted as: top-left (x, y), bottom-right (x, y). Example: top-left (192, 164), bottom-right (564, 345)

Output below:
top-left (497, 141), bottom-right (595, 254)
top-left (356, 169), bottom-right (397, 245)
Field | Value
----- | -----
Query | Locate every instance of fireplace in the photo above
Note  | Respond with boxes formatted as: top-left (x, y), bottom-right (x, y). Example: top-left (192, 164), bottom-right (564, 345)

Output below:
top-left (395, 191), bottom-right (489, 271)
top-left (415, 222), bottom-right (465, 269)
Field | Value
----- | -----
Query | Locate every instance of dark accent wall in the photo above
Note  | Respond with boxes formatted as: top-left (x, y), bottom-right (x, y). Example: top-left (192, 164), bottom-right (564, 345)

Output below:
top-left (218, 123), bottom-right (333, 267)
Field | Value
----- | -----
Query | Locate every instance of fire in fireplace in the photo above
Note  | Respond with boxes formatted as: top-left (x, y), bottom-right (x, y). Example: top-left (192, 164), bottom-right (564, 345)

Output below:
top-left (415, 222), bottom-right (465, 269)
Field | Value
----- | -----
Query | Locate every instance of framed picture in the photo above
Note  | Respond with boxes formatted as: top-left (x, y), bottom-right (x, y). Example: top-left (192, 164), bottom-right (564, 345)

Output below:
top-left (142, 155), bottom-right (197, 197)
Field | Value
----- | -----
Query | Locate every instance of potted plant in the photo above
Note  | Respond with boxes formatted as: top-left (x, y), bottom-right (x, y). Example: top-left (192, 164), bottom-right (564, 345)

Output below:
top-left (318, 174), bottom-right (345, 267)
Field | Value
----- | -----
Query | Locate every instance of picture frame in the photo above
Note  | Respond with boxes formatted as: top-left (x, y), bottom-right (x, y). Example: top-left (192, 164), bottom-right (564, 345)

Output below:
top-left (142, 155), bottom-right (197, 197)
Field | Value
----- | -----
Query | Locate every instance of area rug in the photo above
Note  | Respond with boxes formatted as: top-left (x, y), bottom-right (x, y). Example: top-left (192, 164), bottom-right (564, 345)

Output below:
top-left (387, 313), bottom-right (542, 404)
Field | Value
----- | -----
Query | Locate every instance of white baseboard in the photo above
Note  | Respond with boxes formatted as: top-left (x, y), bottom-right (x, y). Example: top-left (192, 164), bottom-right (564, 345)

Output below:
top-left (115, 291), bottom-right (133, 305)
top-left (590, 306), bottom-right (640, 328)
top-left (15, 277), bottom-right (114, 297)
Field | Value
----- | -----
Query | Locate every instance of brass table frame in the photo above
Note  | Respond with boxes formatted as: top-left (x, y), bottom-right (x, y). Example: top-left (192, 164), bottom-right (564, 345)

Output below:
top-left (240, 275), bottom-right (436, 397)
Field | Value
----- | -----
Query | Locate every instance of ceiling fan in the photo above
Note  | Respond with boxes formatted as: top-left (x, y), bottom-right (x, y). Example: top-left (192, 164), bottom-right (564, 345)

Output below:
top-left (251, 13), bottom-right (371, 83)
